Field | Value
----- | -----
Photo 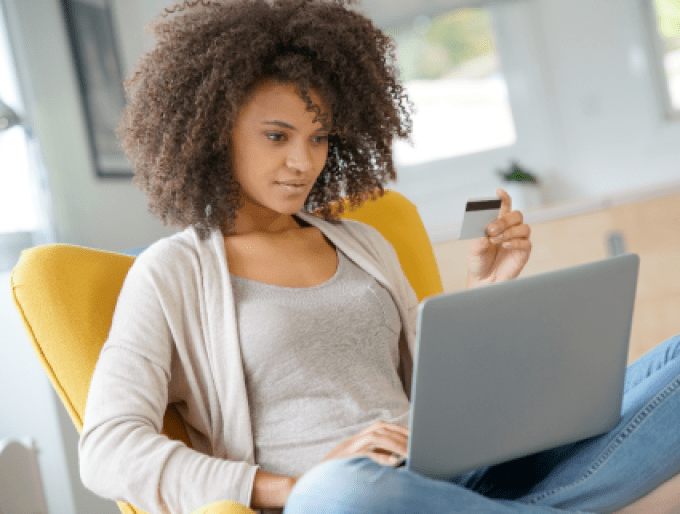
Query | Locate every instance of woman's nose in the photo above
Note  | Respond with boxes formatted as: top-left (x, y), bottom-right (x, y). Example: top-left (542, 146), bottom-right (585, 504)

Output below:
top-left (285, 142), bottom-right (314, 173)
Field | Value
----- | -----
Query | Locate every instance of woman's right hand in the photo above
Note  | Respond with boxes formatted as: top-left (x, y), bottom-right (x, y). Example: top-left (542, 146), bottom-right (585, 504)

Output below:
top-left (318, 420), bottom-right (409, 467)
top-left (253, 421), bottom-right (409, 509)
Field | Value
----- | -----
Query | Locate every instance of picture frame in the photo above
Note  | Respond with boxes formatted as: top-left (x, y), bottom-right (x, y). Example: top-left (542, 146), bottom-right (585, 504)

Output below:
top-left (62, 0), bottom-right (132, 177)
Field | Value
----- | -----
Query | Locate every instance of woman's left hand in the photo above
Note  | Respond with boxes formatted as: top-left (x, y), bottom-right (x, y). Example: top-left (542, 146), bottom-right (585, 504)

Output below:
top-left (466, 189), bottom-right (532, 288)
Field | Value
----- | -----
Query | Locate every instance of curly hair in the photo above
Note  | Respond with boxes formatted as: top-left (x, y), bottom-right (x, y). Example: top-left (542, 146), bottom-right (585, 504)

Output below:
top-left (118, 0), bottom-right (412, 236)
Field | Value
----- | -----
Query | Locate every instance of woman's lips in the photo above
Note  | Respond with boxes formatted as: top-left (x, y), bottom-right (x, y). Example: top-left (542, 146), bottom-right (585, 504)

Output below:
top-left (275, 181), bottom-right (308, 193)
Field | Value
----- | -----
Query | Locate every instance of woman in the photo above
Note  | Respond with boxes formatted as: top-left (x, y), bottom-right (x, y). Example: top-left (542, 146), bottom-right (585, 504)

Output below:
top-left (79, 1), bottom-right (680, 513)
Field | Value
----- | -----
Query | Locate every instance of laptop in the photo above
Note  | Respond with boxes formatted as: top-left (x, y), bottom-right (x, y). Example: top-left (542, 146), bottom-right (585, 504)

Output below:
top-left (406, 253), bottom-right (639, 479)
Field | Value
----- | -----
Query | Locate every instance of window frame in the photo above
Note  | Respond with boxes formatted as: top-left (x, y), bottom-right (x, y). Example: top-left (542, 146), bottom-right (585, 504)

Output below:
top-left (642, 0), bottom-right (680, 121)
top-left (0, 0), bottom-right (55, 260)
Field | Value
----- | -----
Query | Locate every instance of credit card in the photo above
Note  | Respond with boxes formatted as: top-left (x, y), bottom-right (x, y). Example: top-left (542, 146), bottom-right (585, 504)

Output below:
top-left (459, 198), bottom-right (502, 240)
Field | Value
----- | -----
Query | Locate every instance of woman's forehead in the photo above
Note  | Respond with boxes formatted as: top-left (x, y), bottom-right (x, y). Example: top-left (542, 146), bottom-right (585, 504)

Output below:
top-left (238, 80), bottom-right (331, 126)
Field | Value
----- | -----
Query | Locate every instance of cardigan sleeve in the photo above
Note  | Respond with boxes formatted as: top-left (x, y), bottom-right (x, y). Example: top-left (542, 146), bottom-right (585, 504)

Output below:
top-left (78, 242), bottom-right (258, 514)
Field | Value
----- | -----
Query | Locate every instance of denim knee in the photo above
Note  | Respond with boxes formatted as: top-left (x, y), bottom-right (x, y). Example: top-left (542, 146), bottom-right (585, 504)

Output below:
top-left (285, 457), bottom-right (422, 513)
top-left (285, 457), bottom-right (374, 513)
top-left (284, 457), bottom-right (576, 514)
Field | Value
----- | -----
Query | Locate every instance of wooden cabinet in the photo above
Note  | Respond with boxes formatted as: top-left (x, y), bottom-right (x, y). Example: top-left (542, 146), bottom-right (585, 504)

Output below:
top-left (432, 193), bottom-right (680, 364)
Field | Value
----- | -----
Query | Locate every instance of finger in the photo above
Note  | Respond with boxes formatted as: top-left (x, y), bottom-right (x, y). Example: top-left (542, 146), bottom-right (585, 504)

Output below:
top-left (351, 421), bottom-right (409, 459)
top-left (361, 420), bottom-right (409, 437)
top-left (488, 224), bottom-right (531, 245)
top-left (365, 444), bottom-right (408, 467)
top-left (500, 239), bottom-right (532, 252)
top-left (487, 210), bottom-right (524, 237)
top-left (356, 430), bottom-right (409, 458)
top-left (497, 188), bottom-right (512, 217)
top-left (366, 449), bottom-right (406, 467)
top-left (362, 430), bottom-right (409, 454)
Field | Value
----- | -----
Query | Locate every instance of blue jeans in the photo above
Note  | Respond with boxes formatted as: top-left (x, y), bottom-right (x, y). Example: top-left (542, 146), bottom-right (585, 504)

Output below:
top-left (285, 334), bottom-right (680, 513)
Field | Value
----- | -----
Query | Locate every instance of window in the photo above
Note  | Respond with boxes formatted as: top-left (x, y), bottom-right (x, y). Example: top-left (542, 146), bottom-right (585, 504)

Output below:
top-left (0, 1), bottom-right (45, 271)
top-left (650, 0), bottom-right (680, 116)
top-left (0, 1), bottom-right (37, 234)
top-left (381, 2), bottom-right (555, 235)
top-left (387, 8), bottom-right (517, 166)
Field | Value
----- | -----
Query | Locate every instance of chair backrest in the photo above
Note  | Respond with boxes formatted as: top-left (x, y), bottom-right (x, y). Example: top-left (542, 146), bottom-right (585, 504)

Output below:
top-left (10, 189), bottom-right (442, 514)
top-left (335, 190), bottom-right (443, 302)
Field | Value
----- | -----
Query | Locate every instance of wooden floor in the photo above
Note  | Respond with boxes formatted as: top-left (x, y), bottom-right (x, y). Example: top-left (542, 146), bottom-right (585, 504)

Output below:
top-left (432, 193), bottom-right (680, 364)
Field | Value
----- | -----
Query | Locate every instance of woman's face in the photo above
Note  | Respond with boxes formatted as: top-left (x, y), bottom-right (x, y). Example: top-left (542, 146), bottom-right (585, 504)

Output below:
top-left (230, 80), bottom-right (330, 221)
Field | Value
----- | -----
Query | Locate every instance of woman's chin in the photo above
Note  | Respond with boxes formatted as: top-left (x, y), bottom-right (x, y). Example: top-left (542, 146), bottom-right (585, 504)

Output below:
top-left (270, 189), bottom-right (313, 213)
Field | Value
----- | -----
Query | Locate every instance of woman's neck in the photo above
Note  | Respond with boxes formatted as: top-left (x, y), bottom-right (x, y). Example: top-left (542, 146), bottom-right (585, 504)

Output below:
top-left (231, 203), bottom-right (302, 236)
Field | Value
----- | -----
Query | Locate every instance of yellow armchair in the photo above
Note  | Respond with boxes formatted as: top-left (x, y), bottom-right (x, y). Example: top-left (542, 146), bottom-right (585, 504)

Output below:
top-left (10, 190), bottom-right (442, 514)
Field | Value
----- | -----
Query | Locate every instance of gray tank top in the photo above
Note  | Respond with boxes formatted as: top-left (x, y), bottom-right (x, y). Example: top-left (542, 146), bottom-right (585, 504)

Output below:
top-left (231, 248), bottom-right (410, 477)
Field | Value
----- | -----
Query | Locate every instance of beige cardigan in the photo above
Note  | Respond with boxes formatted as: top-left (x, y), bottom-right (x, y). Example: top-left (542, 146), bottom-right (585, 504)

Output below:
top-left (79, 212), bottom-right (419, 514)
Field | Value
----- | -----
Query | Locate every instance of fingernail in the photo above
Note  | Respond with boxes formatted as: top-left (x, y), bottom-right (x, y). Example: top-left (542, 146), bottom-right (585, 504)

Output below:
top-left (490, 234), bottom-right (503, 244)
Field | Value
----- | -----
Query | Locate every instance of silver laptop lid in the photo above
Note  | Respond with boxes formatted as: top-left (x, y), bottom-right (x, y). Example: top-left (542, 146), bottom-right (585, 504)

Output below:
top-left (407, 253), bottom-right (639, 480)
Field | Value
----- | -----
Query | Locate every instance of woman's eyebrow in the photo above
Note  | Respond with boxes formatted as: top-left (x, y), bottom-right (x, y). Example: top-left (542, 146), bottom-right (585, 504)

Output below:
top-left (262, 120), bottom-right (328, 132)
top-left (262, 120), bottom-right (296, 130)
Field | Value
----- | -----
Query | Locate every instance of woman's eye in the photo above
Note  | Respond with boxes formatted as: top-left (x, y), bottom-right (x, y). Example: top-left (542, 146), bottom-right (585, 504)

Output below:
top-left (313, 134), bottom-right (329, 144)
top-left (266, 132), bottom-right (286, 142)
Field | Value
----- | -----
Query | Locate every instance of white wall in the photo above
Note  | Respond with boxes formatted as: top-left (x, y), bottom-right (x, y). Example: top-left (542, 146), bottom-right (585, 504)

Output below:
top-left (532, 0), bottom-right (680, 195)
top-left (2, 0), bottom-right (176, 252)
top-left (0, 271), bottom-right (75, 514)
